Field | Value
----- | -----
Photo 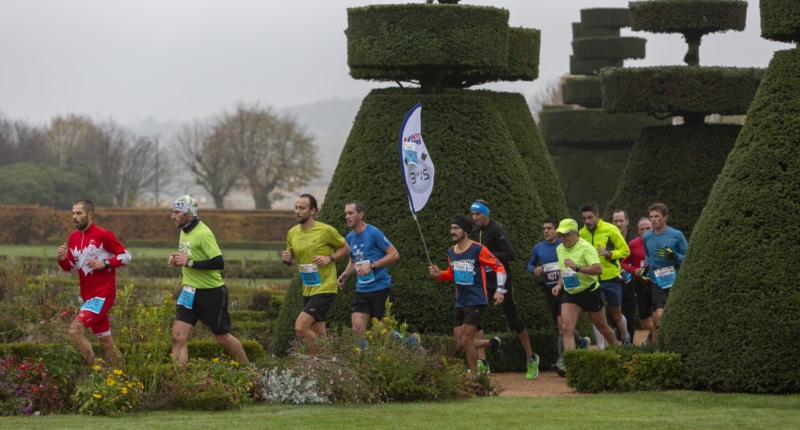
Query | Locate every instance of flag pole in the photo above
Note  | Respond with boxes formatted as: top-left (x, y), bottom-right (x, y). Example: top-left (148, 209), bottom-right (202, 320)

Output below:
top-left (410, 204), bottom-right (432, 265)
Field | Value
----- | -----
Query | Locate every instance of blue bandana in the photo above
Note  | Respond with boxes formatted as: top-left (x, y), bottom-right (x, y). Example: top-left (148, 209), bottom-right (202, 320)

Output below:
top-left (470, 201), bottom-right (490, 216)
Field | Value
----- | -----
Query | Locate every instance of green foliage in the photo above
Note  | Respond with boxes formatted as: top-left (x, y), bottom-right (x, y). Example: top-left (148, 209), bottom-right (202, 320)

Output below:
top-left (72, 361), bottom-right (145, 416)
top-left (159, 358), bottom-right (256, 410)
top-left (580, 8), bottom-right (631, 29)
top-left (600, 66), bottom-right (764, 117)
top-left (760, 0), bottom-right (800, 43)
top-left (630, 0), bottom-right (747, 35)
top-left (540, 109), bottom-right (665, 145)
top-left (0, 162), bottom-right (112, 209)
top-left (0, 356), bottom-right (65, 416)
top-left (570, 56), bottom-right (623, 75)
top-left (562, 76), bottom-right (602, 108)
top-left (659, 48), bottom-right (800, 394)
top-left (346, 4), bottom-right (509, 83)
top-left (572, 22), bottom-right (620, 38)
top-left (564, 347), bottom-right (683, 393)
top-left (572, 36), bottom-right (647, 61)
top-left (271, 88), bottom-right (553, 354)
top-left (606, 123), bottom-right (740, 237)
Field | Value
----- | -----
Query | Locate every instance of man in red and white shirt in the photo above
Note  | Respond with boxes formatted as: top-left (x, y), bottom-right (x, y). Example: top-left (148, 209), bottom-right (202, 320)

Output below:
top-left (57, 200), bottom-right (131, 365)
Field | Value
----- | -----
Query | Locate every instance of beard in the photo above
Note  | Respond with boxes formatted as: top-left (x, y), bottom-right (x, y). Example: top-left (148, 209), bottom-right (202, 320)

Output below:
top-left (74, 219), bottom-right (88, 230)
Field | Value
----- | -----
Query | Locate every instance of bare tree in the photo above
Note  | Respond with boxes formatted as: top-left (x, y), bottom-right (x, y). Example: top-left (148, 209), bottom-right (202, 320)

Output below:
top-left (528, 78), bottom-right (565, 123)
top-left (217, 103), bottom-right (319, 209)
top-left (0, 115), bottom-right (54, 166)
top-left (173, 121), bottom-right (241, 208)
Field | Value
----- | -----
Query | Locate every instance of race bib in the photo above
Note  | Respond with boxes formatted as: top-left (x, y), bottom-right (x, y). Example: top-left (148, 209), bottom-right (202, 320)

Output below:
top-left (355, 260), bottom-right (375, 284)
top-left (653, 266), bottom-right (676, 289)
top-left (623, 270), bottom-right (632, 283)
top-left (80, 297), bottom-right (106, 314)
top-left (177, 286), bottom-right (197, 309)
top-left (453, 261), bottom-right (475, 285)
top-left (542, 262), bottom-right (560, 283)
top-left (561, 269), bottom-right (580, 290)
top-left (299, 264), bottom-right (322, 287)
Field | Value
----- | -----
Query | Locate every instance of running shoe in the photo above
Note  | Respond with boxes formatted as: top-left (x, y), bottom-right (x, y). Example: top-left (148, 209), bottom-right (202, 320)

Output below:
top-left (489, 336), bottom-right (503, 360)
top-left (526, 354), bottom-right (540, 380)
top-left (477, 360), bottom-right (490, 375)
top-left (554, 358), bottom-right (566, 378)
top-left (579, 336), bottom-right (591, 349)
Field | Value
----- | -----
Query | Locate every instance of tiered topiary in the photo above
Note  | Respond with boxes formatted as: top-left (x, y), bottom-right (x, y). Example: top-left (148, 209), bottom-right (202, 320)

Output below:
top-left (601, 0), bottom-right (762, 235)
top-left (270, 2), bottom-right (567, 361)
top-left (540, 8), bottom-right (665, 218)
top-left (658, 0), bottom-right (800, 394)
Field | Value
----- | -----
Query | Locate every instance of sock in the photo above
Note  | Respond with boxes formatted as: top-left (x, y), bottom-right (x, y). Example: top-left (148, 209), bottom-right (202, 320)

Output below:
top-left (573, 329), bottom-right (582, 347)
top-left (527, 356), bottom-right (535, 362)
top-left (557, 334), bottom-right (564, 357)
top-left (618, 315), bottom-right (629, 342)
top-left (593, 325), bottom-right (605, 350)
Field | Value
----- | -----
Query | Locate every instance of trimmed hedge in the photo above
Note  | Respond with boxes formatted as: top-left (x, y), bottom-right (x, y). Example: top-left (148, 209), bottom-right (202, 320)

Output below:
top-left (0, 205), bottom-right (294, 245)
top-left (629, 0), bottom-right (747, 35)
top-left (572, 36), bottom-right (647, 61)
top-left (600, 66), bottom-right (764, 117)
top-left (570, 56), bottom-right (623, 75)
top-left (563, 76), bottom-right (603, 108)
top-left (605, 124), bottom-right (740, 237)
top-left (580, 8), bottom-right (631, 29)
top-left (540, 109), bottom-right (665, 145)
top-left (659, 48), bottom-right (800, 394)
top-left (572, 22), bottom-right (620, 39)
top-left (761, 0), bottom-right (800, 43)
top-left (564, 347), bottom-right (683, 393)
top-left (270, 88), bottom-right (561, 354)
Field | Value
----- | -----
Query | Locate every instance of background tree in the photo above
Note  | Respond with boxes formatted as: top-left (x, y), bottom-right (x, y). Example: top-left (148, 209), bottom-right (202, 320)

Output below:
top-left (173, 121), bottom-right (241, 209)
top-left (0, 162), bottom-right (112, 209)
top-left (0, 115), bottom-right (54, 166)
top-left (216, 103), bottom-right (319, 209)
top-left (658, 0), bottom-right (800, 394)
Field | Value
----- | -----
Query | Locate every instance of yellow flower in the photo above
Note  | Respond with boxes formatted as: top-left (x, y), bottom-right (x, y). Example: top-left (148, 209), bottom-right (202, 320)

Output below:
top-left (92, 393), bottom-right (102, 399)
top-left (230, 360), bottom-right (239, 367)
top-left (212, 357), bottom-right (220, 363)
top-left (92, 365), bottom-right (101, 371)
top-left (137, 382), bottom-right (144, 389)
top-left (120, 387), bottom-right (128, 394)
top-left (114, 369), bottom-right (123, 376)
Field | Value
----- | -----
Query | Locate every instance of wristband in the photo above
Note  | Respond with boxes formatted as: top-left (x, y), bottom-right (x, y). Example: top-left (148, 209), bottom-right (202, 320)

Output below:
top-left (283, 258), bottom-right (292, 266)
top-left (496, 287), bottom-right (508, 294)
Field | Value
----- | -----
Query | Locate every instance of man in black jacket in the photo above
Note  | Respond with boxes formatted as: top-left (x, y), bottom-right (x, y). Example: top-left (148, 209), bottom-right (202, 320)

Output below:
top-left (470, 199), bottom-right (540, 380)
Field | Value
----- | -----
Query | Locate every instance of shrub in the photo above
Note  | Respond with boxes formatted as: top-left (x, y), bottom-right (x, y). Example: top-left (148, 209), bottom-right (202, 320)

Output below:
top-left (159, 358), bottom-right (257, 411)
top-left (0, 356), bottom-right (65, 416)
top-left (564, 346), bottom-right (683, 393)
top-left (72, 360), bottom-right (145, 416)
top-left (257, 368), bottom-right (330, 405)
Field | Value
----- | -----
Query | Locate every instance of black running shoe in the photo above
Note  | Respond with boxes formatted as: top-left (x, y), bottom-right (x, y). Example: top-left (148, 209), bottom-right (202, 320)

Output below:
top-left (489, 336), bottom-right (503, 360)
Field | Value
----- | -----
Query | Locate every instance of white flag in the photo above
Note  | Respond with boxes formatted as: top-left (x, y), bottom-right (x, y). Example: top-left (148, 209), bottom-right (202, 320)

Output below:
top-left (399, 103), bottom-right (435, 215)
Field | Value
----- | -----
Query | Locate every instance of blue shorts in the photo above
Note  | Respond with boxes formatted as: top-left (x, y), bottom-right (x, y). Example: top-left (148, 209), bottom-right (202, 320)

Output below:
top-left (599, 280), bottom-right (623, 308)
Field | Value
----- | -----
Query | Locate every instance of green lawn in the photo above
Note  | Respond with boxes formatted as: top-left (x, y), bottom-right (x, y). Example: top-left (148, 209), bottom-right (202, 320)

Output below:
top-left (2, 391), bottom-right (799, 429)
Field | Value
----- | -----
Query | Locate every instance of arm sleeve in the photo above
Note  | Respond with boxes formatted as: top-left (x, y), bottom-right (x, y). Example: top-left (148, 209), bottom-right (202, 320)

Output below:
top-left (436, 257), bottom-right (455, 281)
top-left (621, 253), bottom-right (635, 275)
top-left (675, 232), bottom-right (688, 265)
top-left (480, 247), bottom-right (507, 286)
top-left (190, 255), bottom-right (224, 270)
top-left (526, 247), bottom-right (538, 273)
top-left (104, 231), bottom-right (131, 268)
top-left (609, 230), bottom-right (630, 260)
top-left (491, 229), bottom-right (516, 263)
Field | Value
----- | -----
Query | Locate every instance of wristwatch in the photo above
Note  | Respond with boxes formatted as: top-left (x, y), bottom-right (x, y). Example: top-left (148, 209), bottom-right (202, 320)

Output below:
top-left (103, 259), bottom-right (110, 269)
top-left (370, 261), bottom-right (375, 269)
top-left (329, 254), bottom-right (335, 261)
top-left (187, 260), bottom-right (194, 268)
top-left (575, 265), bottom-right (581, 273)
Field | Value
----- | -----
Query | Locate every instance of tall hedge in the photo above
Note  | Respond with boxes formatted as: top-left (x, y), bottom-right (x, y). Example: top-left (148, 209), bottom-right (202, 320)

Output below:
top-left (269, 89), bottom-right (560, 355)
top-left (604, 124), bottom-right (740, 235)
top-left (658, 4), bottom-right (800, 394)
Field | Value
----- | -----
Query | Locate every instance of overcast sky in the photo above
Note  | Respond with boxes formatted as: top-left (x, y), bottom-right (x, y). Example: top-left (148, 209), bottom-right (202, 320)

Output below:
top-left (0, 0), bottom-right (787, 127)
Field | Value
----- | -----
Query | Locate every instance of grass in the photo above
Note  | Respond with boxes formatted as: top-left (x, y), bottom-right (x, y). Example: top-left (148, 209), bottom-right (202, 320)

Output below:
top-left (2, 391), bottom-right (799, 429)
top-left (0, 245), bottom-right (281, 261)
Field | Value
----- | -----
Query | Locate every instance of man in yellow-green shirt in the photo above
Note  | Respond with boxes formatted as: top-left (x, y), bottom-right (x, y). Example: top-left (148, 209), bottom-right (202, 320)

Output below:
top-left (168, 195), bottom-right (249, 365)
top-left (283, 194), bottom-right (350, 343)
top-left (552, 218), bottom-right (618, 376)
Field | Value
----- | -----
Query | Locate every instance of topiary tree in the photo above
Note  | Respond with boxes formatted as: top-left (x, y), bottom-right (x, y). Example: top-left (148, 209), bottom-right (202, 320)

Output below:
top-left (658, 0), bottom-right (800, 394)
top-left (540, 8), bottom-right (664, 218)
top-left (601, 0), bottom-right (762, 236)
top-left (270, 3), bottom-right (566, 362)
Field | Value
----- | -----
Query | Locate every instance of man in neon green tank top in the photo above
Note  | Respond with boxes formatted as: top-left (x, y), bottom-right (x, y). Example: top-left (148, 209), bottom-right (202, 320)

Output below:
top-left (283, 194), bottom-right (350, 343)
top-left (168, 195), bottom-right (249, 365)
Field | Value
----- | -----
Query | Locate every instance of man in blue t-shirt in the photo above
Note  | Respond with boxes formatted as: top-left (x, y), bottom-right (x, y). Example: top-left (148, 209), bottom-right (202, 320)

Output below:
top-left (337, 200), bottom-right (400, 332)
top-left (528, 218), bottom-right (589, 374)
top-left (641, 203), bottom-right (688, 344)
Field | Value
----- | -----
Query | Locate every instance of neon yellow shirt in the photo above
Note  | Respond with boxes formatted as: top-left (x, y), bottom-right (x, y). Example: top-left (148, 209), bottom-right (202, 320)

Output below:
top-left (286, 221), bottom-right (346, 296)
top-left (179, 221), bottom-right (224, 289)
top-left (556, 237), bottom-right (600, 294)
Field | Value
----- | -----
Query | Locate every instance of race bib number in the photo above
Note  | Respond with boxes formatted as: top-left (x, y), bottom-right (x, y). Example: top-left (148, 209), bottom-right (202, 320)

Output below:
top-left (355, 260), bottom-right (375, 284)
top-left (177, 286), bottom-right (197, 309)
top-left (561, 269), bottom-right (580, 290)
top-left (453, 261), bottom-right (475, 285)
top-left (299, 264), bottom-right (322, 287)
top-left (542, 262), bottom-right (560, 283)
top-left (80, 297), bottom-right (106, 314)
top-left (653, 266), bottom-right (676, 289)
